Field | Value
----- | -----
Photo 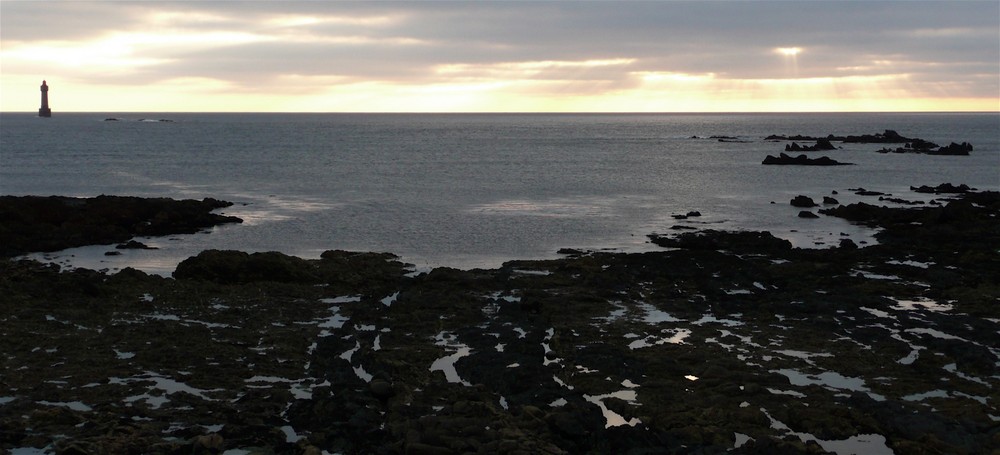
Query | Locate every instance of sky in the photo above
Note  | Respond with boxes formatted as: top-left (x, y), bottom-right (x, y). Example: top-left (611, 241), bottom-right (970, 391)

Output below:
top-left (1, 1), bottom-right (998, 113)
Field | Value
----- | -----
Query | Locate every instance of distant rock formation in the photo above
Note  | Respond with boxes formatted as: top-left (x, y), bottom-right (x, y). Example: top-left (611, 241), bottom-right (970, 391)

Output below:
top-left (790, 196), bottom-right (817, 208)
top-left (911, 183), bottom-right (974, 194)
top-left (766, 129), bottom-right (913, 143)
top-left (877, 142), bottom-right (972, 156)
top-left (784, 138), bottom-right (837, 152)
top-left (762, 153), bottom-right (853, 166)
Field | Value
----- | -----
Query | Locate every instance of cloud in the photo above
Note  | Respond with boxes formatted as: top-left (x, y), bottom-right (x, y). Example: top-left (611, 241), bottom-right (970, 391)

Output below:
top-left (1, 1), bottom-right (996, 111)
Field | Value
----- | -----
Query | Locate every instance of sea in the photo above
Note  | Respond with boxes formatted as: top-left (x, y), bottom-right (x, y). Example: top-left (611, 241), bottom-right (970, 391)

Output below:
top-left (1, 112), bottom-right (997, 275)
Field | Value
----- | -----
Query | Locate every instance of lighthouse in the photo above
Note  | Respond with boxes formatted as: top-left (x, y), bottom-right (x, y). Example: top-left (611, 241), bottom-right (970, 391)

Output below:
top-left (39, 80), bottom-right (52, 117)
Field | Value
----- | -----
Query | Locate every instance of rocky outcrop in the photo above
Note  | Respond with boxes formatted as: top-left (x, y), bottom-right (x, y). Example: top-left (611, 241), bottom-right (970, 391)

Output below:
top-left (876, 141), bottom-right (972, 156)
top-left (784, 138), bottom-right (836, 152)
top-left (2, 190), bottom-right (998, 454)
top-left (762, 153), bottom-right (853, 166)
top-left (767, 129), bottom-right (914, 143)
top-left (0, 195), bottom-right (242, 257)
top-left (790, 196), bottom-right (817, 208)
top-left (911, 183), bottom-right (974, 194)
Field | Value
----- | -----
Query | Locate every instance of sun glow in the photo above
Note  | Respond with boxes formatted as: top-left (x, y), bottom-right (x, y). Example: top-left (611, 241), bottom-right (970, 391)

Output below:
top-left (775, 47), bottom-right (803, 56)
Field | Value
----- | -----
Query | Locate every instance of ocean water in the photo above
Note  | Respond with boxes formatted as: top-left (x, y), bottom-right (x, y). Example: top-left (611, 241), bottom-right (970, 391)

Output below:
top-left (1, 112), bottom-right (997, 273)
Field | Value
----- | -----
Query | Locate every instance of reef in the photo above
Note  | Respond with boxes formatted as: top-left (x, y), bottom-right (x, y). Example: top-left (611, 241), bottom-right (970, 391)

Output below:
top-left (761, 153), bottom-right (853, 166)
top-left (1, 190), bottom-right (998, 454)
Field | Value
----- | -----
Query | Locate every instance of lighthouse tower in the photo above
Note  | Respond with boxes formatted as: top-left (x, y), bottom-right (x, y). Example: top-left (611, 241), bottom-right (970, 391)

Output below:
top-left (39, 80), bottom-right (52, 117)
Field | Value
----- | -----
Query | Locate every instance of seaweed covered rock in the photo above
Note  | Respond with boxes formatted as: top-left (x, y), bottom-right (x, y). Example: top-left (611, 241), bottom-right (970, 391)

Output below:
top-left (649, 229), bottom-right (793, 253)
top-left (173, 250), bottom-right (320, 284)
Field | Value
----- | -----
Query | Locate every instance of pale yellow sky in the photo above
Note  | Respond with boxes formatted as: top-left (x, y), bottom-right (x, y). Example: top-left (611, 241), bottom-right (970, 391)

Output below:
top-left (2, 2), bottom-right (997, 112)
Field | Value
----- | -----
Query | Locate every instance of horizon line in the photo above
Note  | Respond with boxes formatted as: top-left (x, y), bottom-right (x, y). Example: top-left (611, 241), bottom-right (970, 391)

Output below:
top-left (3, 110), bottom-right (998, 115)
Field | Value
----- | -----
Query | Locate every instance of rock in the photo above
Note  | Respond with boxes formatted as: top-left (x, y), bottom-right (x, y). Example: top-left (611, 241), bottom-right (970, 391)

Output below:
top-left (192, 433), bottom-right (224, 454)
top-left (686, 211), bottom-right (702, 217)
top-left (370, 378), bottom-right (395, 399)
top-left (649, 229), bottom-right (793, 253)
top-left (822, 196), bottom-right (839, 205)
top-left (116, 240), bottom-right (158, 250)
top-left (0, 195), bottom-right (242, 257)
top-left (852, 188), bottom-right (887, 196)
top-left (791, 196), bottom-right (817, 208)
top-left (784, 138), bottom-right (836, 152)
top-left (762, 153), bottom-right (852, 166)
top-left (798, 211), bottom-right (819, 219)
top-left (839, 239), bottom-right (858, 249)
top-left (911, 183), bottom-right (973, 194)
top-left (173, 250), bottom-right (319, 284)
top-left (931, 142), bottom-right (973, 155)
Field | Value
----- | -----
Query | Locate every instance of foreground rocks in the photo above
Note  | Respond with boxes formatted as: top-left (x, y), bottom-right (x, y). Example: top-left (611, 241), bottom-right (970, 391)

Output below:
top-left (1, 189), bottom-right (998, 454)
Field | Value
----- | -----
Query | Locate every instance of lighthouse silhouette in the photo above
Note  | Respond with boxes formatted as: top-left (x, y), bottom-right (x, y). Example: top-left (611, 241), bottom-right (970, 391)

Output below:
top-left (39, 80), bottom-right (52, 117)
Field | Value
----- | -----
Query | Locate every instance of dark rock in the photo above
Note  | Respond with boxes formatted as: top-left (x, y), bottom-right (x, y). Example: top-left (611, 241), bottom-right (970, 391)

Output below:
top-left (852, 188), bottom-right (887, 196)
top-left (822, 196), bottom-right (839, 205)
top-left (686, 211), bottom-right (702, 217)
top-left (839, 238), bottom-right (858, 249)
top-left (762, 153), bottom-right (852, 166)
top-left (791, 196), bottom-right (817, 208)
top-left (931, 142), bottom-right (973, 155)
top-left (649, 229), bottom-right (793, 253)
top-left (911, 183), bottom-right (973, 194)
top-left (784, 138), bottom-right (836, 152)
top-left (798, 211), bottom-right (819, 219)
top-left (116, 240), bottom-right (158, 250)
top-left (370, 378), bottom-right (395, 399)
top-left (0, 195), bottom-right (242, 257)
top-left (173, 250), bottom-right (319, 284)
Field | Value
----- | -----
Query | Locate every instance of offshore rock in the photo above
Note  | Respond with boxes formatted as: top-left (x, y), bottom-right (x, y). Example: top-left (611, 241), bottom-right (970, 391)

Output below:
top-left (911, 183), bottom-right (973, 194)
top-left (762, 153), bottom-right (852, 166)
top-left (790, 196), bottom-right (817, 208)
top-left (876, 141), bottom-right (972, 156)
top-left (784, 139), bottom-right (836, 152)
top-left (798, 211), bottom-right (819, 219)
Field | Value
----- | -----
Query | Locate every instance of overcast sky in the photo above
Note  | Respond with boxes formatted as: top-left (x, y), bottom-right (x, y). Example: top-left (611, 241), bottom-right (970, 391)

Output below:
top-left (2, 1), bottom-right (997, 112)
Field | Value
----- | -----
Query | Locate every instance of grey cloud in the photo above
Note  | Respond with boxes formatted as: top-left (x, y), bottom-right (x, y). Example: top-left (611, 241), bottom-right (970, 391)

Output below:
top-left (3, 1), bottom-right (996, 98)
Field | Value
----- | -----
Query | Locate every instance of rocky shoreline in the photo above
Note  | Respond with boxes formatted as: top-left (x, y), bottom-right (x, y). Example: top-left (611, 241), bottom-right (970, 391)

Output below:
top-left (1, 189), bottom-right (998, 454)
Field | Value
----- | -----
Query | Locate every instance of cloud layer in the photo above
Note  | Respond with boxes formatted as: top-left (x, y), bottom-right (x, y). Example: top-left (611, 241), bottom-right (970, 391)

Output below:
top-left (2, 1), bottom-right (997, 111)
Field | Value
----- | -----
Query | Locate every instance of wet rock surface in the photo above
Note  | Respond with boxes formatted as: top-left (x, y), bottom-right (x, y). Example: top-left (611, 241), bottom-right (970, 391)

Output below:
top-left (1, 189), bottom-right (998, 454)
